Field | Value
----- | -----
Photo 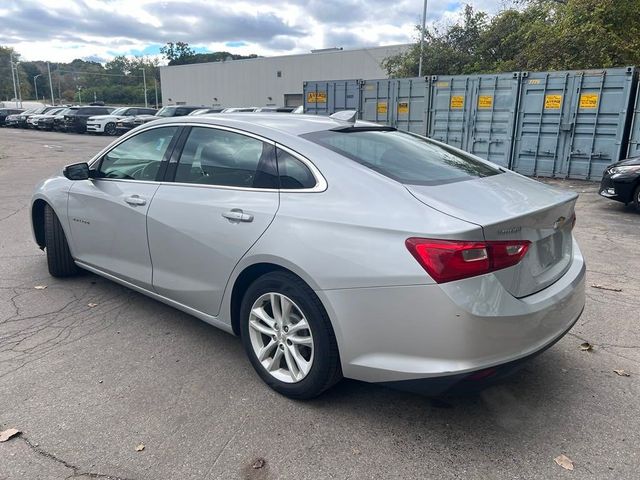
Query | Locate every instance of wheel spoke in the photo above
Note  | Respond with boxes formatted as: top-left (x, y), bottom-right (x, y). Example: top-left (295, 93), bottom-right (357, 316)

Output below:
top-left (268, 346), bottom-right (283, 371)
top-left (287, 318), bottom-right (309, 335)
top-left (283, 344), bottom-right (301, 381)
top-left (270, 293), bottom-right (283, 327)
top-left (280, 296), bottom-right (293, 325)
top-left (257, 339), bottom-right (277, 362)
top-left (250, 306), bottom-right (276, 329)
top-left (289, 344), bottom-right (312, 376)
top-left (288, 334), bottom-right (313, 346)
top-left (249, 319), bottom-right (275, 337)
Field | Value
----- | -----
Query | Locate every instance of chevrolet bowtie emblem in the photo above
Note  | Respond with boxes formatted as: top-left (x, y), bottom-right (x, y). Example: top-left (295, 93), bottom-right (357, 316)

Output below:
top-left (553, 216), bottom-right (566, 230)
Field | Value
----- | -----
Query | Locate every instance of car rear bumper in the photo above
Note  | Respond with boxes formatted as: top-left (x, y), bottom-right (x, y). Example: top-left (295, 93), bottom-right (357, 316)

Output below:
top-left (319, 239), bottom-right (585, 384)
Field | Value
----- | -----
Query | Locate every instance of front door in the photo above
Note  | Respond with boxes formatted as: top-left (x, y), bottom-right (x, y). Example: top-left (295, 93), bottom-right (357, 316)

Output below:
top-left (147, 126), bottom-right (280, 316)
top-left (67, 126), bottom-right (180, 288)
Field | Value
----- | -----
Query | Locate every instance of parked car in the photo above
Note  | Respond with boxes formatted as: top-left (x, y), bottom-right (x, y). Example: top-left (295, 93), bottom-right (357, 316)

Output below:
top-left (64, 106), bottom-right (115, 133)
top-left (0, 108), bottom-right (24, 126)
top-left (254, 107), bottom-right (297, 113)
top-left (188, 108), bottom-right (225, 115)
top-left (7, 105), bottom-right (56, 128)
top-left (116, 105), bottom-right (201, 134)
top-left (221, 107), bottom-right (258, 113)
top-left (42, 107), bottom-right (78, 132)
top-left (87, 107), bottom-right (157, 135)
top-left (4, 108), bottom-right (36, 127)
top-left (599, 157), bottom-right (640, 211)
top-left (27, 107), bottom-right (65, 129)
top-left (31, 112), bottom-right (585, 399)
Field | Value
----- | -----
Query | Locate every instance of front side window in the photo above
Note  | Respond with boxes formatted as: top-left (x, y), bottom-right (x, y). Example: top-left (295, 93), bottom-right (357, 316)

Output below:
top-left (302, 129), bottom-right (501, 186)
top-left (97, 126), bottom-right (178, 180)
top-left (174, 127), bottom-right (276, 188)
top-left (276, 149), bottom-right (316, 189)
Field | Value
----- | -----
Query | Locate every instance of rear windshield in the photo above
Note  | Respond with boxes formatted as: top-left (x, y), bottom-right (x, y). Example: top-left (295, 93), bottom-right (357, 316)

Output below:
top-left (302, 129), bottom-right (501, 185)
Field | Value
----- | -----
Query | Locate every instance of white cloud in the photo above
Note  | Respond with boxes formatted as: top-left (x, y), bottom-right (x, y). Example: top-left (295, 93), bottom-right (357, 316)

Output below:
top-left (0, 0), bottom-right (510, 63)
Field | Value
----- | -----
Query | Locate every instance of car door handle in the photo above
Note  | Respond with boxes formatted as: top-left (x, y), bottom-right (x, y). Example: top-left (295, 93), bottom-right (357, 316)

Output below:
top-left (222, 209), bottom-right (254, 223)
top-left (124, 195), bottom-right (146, 206)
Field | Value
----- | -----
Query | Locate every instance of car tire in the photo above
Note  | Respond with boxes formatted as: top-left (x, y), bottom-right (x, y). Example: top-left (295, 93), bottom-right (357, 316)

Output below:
top-left (240, 271), bottom-right (342, 399)
top-left (104, 122), bottom-right (116, 136)
top-left (44, 204), bottom-right (79, 277)
top-left (633, 185), bottom-right (640, 213)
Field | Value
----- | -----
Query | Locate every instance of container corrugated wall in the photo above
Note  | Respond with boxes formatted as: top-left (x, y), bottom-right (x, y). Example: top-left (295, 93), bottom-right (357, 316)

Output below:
top-left (359, 77), bottom-right (429, 134)
top-left (303, 80), bottom-right (361, 115)
top-left (427, 73), bottom-right (520, 167)
top-left (511, 67), bottom-right (636, 180)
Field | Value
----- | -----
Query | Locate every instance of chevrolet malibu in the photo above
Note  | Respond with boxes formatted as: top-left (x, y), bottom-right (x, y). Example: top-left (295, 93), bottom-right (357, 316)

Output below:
top-left (30, 113), bottom-right (585, 399)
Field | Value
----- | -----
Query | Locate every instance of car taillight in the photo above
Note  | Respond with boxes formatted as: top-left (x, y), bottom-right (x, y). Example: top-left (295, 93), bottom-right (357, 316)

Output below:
top-left (405, 238), bottom-right (531, 283)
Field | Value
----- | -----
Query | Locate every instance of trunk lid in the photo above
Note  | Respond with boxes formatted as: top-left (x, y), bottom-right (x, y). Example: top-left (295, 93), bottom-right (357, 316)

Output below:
top-left (406, 172), bottom-right (577, 297)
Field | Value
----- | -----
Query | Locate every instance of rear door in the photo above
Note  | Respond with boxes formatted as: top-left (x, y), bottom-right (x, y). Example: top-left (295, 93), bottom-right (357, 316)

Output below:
top-left (147, 125), bottom-right (280, 316)
top-left (67, 125), bottom-right (180, 288)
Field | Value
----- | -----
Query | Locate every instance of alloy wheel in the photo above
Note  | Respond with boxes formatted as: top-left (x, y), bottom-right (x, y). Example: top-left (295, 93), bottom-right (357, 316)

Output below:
top-left (248, 292), bottom-right (314, 383)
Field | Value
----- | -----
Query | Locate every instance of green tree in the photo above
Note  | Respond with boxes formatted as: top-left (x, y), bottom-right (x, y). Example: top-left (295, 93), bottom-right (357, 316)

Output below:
top-left (383, 0), bottom-right (640, 77)
top-left (160, 41), bottom-right (195, 65)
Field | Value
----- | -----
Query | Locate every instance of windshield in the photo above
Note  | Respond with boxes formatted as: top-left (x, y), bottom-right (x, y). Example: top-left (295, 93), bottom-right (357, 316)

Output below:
top-left (155, 106), bottom-right (176, 117)
top-left (303, 129), bottom-right (502, 186)
top-left (111, 107), bottom-right (128, 115)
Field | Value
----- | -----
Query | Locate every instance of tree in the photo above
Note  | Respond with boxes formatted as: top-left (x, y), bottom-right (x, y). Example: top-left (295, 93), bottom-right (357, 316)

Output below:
top-left (160, 42), bottom-right (195, 65)
top-left (383, 0), bottom-right (640, 77)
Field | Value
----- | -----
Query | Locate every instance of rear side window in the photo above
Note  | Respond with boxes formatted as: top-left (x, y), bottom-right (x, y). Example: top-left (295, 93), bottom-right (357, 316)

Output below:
top-left (174, 127), bottom-right (277, 188)
top-left (302, 129), bottom-right (501, 186)
top-left (276, 149), bottom-right (316, 189)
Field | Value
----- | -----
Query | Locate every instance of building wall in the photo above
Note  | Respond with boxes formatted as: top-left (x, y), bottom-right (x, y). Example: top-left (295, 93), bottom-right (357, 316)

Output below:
top-left (159, 45), bottom-right (409, 108)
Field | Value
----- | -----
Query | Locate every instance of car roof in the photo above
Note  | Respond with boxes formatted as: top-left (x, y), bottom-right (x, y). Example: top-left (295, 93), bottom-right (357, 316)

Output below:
top-left (149, 113), bottom-right (379, 136)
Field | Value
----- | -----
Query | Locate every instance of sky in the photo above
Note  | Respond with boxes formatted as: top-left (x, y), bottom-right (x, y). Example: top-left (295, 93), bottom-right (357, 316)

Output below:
top-left (0, 0), bottom-right (506, 64)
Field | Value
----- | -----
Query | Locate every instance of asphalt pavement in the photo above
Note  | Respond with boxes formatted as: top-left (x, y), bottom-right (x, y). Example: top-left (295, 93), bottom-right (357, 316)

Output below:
top-left (0, 128), bottom-right (639, 480)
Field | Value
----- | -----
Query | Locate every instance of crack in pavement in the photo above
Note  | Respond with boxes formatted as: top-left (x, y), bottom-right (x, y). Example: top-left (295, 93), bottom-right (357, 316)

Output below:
top-left (14, 434), bottom-right (136, 480)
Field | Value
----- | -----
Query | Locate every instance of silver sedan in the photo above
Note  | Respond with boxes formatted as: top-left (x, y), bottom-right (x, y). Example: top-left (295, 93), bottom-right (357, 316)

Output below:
top-left (30, 113), bottom-right (585, 399)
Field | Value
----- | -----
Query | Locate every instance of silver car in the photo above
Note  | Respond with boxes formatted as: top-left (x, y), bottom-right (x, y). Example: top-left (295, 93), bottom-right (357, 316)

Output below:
top-left (30, 113), bottom-right (585, 399)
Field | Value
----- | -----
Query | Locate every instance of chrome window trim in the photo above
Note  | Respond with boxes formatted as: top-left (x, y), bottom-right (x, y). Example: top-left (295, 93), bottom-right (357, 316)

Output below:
top-left (274, 142), bottom-right (327, 193)
top-left (87, 121), bottom-right (328, 193)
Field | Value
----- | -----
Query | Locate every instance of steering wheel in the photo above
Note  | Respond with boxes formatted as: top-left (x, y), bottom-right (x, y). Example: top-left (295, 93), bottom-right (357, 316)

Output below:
top-left (138, 161), bottom-right (160, 180)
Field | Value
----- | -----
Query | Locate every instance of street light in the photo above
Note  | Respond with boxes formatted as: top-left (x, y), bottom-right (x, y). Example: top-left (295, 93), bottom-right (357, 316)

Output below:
top-left (33, 73), bottom-right (43, 101)
top-left (418, 0), bottom-right (428, 77)
top-left (140, 68), bottom-right (148, 108)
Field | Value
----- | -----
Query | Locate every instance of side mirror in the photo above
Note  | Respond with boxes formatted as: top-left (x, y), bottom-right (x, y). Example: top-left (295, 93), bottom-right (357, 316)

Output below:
top-left (63, 162), bottom-right (90, 181)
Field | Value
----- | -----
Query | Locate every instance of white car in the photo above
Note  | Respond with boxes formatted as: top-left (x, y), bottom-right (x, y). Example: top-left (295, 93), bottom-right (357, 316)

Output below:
top-left (86, 107), bottom-right (157, 135)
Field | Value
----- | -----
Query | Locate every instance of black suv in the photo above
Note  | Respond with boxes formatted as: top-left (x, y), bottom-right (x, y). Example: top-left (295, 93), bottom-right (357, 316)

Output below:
top-left (0, 108), bottom-right (24, 127)
top-left (64, 106), bottom-right (115, 133)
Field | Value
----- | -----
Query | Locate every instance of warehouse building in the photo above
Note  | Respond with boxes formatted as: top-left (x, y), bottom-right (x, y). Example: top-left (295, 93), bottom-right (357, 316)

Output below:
top-left (159, 44), bottom-right (409, 108)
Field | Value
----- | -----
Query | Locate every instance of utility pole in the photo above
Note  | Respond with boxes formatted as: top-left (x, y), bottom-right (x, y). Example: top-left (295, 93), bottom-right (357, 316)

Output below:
top-left (33, 73), bottom-right (42, 101)
top-left (418, 0), bottom-right (428, 77)
top-left (140, 67), bottom-right (148, 107)
top-left (56, 63), bottom-right (61, 102)
top-left (10, 53), bottom-right (18, 108)
top-left (15, 60), bottom-right (23, 107)
top-left (47, 62), bottom-right (55, 105)
top-left (154, 78), bottom-right (158, 108)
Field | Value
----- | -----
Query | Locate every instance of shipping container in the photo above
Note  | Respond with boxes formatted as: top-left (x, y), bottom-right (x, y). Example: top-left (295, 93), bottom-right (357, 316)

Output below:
top-left (511, 67), bottom-right (636, 180)
top-left (303, 79), bottom-right (361, 115)
top-left (427, 73), bottom-right (520, 167)
top-left (626, 83), bottom-right (640, 158)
